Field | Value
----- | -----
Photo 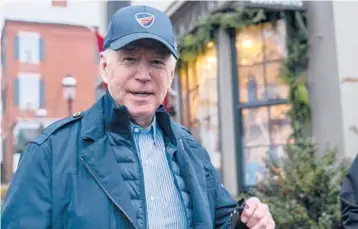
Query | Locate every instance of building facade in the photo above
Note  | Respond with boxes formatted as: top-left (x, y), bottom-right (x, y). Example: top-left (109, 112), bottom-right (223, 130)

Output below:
top-left (166, 0), bottom-right (358, 196)
top-left (1, 0), bottom-right (101, 183)
top-left (166, 0), bottom-right (304, 195)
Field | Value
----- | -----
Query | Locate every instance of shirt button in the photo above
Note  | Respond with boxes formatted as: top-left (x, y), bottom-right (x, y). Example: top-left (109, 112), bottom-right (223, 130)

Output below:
top-left (134, 128), bottom-right (139, 133)
top-left (150, 196), bottom-right (155, 201)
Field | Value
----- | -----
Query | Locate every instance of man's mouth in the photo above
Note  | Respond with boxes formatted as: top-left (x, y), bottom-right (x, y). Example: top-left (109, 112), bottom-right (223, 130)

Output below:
top-left (130, 91), bottom-right (153, 97)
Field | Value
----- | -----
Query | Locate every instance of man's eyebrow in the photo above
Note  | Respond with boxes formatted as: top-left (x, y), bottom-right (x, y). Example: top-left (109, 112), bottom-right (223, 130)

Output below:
top-left (153, 53), bottom-right (170, 59)
top-left (120, 47), bottom-right (138, 55)
top-left (152, 49), bottom-right (171, 59)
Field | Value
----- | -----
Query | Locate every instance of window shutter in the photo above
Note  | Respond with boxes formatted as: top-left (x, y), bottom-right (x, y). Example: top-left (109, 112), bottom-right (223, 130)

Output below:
top-left (2, 87), bottom-right (7, 113)
top-left (39, 78), bottom-right (45, 108)
top-left (14, 78), bottom-right (19, 106)
top-left (14, 35), bottom-right (19, 60)
top-left (1, 47), bottom-right (6, 71)
top-left (39, 38), bottom-right (44, 61)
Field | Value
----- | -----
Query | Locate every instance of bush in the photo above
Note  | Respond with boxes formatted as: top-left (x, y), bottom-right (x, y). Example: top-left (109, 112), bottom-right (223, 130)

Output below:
top-left (243, 137), bottom-right (350, 229)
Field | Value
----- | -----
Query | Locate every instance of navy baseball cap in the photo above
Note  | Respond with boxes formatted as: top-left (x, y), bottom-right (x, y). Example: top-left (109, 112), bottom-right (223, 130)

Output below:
top-left (103, 5), bottom-right (179, 59)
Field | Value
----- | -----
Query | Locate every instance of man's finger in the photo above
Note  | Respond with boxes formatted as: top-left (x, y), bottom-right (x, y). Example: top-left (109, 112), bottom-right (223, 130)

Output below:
top-left (246, 203), bottom-right (269, 228)
top-left (266, 218), bottom-right (276, 229)
top-left (241, 197), bottom-right (260, 223)
top-left (250, 214), bottom-right (271, 229)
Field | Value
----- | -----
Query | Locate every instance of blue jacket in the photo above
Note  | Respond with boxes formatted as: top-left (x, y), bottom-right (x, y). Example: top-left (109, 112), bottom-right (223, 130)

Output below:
top-left (341, 154), bottom-right (358, 229)
top-left (1, 93), bottom-right (237, 229)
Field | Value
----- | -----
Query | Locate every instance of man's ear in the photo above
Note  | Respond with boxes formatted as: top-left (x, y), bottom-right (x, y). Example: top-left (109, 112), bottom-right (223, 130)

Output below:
top-left (167, 69), bottom-right (175, 90)
top-left (100, 51), bottom-right (108, 84)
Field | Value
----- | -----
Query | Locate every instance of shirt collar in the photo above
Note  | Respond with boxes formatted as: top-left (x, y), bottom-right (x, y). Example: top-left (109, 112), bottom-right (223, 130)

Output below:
top-left (130, 116), bottom-right (159, 142)
top-left (101, 89), bottom-right (175, 143)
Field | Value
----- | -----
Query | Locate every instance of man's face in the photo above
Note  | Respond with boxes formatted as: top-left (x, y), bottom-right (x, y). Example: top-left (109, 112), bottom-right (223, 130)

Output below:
top-left (100, 39), bottom-right (175, 124)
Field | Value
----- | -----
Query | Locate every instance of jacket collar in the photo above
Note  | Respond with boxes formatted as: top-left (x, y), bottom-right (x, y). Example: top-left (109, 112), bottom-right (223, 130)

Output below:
top-left (81, 89), bottom-right (175, 143)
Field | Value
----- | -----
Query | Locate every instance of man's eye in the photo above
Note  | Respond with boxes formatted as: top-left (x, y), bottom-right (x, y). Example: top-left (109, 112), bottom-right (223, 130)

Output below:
top-left (124, 57), bottom-right (137, 62)
top-left (151, 60), bottom-right (164, 65)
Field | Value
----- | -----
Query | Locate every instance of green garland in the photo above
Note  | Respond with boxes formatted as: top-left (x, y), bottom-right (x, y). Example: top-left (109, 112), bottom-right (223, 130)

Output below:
top-left (177, 8), bottom-right (310, 139)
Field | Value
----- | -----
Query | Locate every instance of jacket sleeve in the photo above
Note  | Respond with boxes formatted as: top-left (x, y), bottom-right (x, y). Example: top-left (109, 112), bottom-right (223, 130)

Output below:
top-left (212, 164), bottom-right (238, 229)
top-left (1, 143), bottom-right (52, 229)
top-left (340, 154), bottom-right (358, 229)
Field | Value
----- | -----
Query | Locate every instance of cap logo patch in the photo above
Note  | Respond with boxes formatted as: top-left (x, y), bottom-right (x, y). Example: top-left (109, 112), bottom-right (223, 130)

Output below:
top-left (135, 13), bottom-right (155, 28)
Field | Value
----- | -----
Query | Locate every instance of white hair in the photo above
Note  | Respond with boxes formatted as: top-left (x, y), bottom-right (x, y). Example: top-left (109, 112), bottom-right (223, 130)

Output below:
top-left (101, 49), bottom-right (116, 63)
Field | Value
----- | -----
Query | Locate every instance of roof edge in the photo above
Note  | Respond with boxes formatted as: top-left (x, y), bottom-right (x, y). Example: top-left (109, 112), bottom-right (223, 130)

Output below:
top-left (165, 1), bottom-right (187, 17)
top-left (2, 18), bottom-right (99, 31)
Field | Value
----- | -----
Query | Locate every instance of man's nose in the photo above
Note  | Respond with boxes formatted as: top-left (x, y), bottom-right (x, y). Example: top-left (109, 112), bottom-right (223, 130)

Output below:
top-left (134, 61), bottom-right (151, 81)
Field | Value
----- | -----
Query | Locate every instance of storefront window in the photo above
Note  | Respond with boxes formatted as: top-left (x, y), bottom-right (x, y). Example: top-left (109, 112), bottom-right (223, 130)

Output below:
top-left (179, 46), bottom-right (221, 170)
top-left (180, 68), bottom-right (190, 127)
top-left (242, 105), bottom-right (291, 186)
top-left (236, 20), bottom-right (292, 187)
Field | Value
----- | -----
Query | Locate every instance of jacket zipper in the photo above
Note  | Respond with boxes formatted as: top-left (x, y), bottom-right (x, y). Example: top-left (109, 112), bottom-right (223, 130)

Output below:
top-left (130, 135), bottom-right (149, 229)
top-left (180, 139), bottom-right (192, 228)
top-left (180, 139), bottom-right (191, 192)
top-left (165, 143), bottom-right (188, 229)
top-left (80, 157), bottom-right (138, 229)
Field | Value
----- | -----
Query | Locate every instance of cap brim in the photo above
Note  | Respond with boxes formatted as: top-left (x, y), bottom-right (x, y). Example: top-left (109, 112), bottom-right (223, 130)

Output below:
top-left (109, 33), bottom-right (179, 59)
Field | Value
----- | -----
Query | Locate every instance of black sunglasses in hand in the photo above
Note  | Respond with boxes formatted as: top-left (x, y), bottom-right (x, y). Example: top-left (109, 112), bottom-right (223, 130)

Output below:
top-left (231, 198), bottom-right (249, 229)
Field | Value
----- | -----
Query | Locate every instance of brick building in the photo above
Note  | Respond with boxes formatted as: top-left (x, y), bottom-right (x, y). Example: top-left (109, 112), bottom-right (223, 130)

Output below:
top-left (1, 20), bottom-right (99, 182)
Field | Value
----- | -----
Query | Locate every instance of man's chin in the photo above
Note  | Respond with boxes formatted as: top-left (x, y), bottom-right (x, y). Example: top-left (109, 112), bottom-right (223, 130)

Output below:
top-left (127, 107), bottom-right (155, 120)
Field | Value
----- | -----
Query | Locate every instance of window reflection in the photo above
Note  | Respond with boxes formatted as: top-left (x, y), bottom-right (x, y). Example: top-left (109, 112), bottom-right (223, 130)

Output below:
top-left (237, 19), bottom-right (291, 186)
top-left (239, 65), bottom-right (266, 103)
top-left (244, 146), bottom-right (268, 186)
top-left (263, 20), bottom-right (287, 60)
top-left (269, 104), bottom-right (292, 146)
top-left (182, 46), bottom-right (221, 169)
top-left (242, 104), bottom-right (292, 186)
top-left (236, 20), bottom-right (288, 104)
top-left (265, 62), bottom-right (289, 100)
top-left (179, 68), bottom-right (190, 127)
top-left (236, 25), bottom-right (264, 66)
top-left (242, 107), bottom-right (270, 147)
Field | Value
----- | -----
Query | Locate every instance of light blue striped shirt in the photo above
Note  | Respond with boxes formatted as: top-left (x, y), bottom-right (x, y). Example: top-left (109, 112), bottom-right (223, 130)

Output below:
top-left (130, 117), bottom-right (187, 229)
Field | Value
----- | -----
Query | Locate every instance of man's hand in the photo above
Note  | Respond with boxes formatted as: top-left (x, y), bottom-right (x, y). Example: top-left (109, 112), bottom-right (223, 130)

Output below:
top-left (240, 197), bottom-right (275, 229)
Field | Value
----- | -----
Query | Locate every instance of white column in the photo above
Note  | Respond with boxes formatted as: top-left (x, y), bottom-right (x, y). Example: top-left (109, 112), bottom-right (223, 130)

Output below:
top-left (217, 29), bottom-right (239, 196)
top-left (307, 1), bottom-right (358, 159)
top-left (99, 1), bottom-right (108, 36)
top-left (332, 1), bottom-right (358, 159)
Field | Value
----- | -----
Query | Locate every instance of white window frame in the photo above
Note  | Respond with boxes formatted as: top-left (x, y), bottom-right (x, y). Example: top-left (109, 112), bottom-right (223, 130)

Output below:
top-left (18, 72), bottom-right (41, 111)
top-left (17, 31), bottom-right (41, 64)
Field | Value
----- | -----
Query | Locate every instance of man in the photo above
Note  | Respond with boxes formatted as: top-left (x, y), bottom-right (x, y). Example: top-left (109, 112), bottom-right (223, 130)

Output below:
top-left (1, 5), bottom-right (275, 229)
top-left (341, 154), bottom-right (358, 229)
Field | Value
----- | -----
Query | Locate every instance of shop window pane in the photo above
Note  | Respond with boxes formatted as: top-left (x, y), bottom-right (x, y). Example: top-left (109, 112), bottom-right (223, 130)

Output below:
top-left (242, 104), bottom-right (293, 187)
top-left (195, 49), bottom-right (218, 118)
top-left (269, 104), bottom-right (292, 145)
top-left (189, 86), bottom-right (199, 129)
top-left (242, 107), bottom-right (270, 147)
top-left (183, 46), bottom-right (221, 169)
top-left (244, 146), bottom-right (269, 186)
top-left (180, 68), bottom-right (190, 127)
top-left (180, 68), bottom-right (187, 97)
top-left (188, 61), bottom-right (198, 90)
top-left (236, 25), bottom-right (264, 66)
top-left (263, 20), bottom-right (287, 61)
top-left (265, 62), bottom-right (289, 100)
top-left (239, 65), bottom-right (266, 103)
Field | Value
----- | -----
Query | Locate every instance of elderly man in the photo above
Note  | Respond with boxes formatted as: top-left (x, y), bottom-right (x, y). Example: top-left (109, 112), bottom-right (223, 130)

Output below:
top-left (1, 5), bottom-right (275, 229)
